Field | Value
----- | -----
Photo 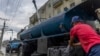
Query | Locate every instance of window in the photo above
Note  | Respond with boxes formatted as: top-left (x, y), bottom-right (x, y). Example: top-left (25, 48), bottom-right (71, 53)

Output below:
top-left (70, 2), bottom-right (75, 8)
top-left (49, 14), bottom-right (51, 18)
top-left (64, 7), bottom-right (68, 11)
top-left (82, 0), bottom-right (87, 2)
top-left (48, 3), bottom-right (51, 7)
top-left (57, 8), bottom-right (61, 14)
top-left (41, 9), bottom-right (44, 13)
top-left (40, 18), bottom-right (46, 22)
top-left (53, 0), bottom-right (63, 8)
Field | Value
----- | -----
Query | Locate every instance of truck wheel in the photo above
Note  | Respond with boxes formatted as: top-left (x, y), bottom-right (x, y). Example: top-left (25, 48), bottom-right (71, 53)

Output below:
top-left (18, 48), bottom-right (32, 56)
top-left (6, 50), bottom-right (9, 53)
top-left (22, 52), bottom-right (31, 56)
top-left (17, 46), bottom-right (23, 56)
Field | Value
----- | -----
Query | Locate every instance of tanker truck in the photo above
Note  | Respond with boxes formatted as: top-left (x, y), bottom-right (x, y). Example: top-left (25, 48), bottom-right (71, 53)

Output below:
top-left (19, 0), bottom-right (100, 56)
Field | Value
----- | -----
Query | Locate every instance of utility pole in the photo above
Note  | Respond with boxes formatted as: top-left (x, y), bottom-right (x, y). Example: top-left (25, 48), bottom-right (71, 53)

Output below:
top-left (0, 18), bottom-right (9, 50)
top-left (10, 29), bottom-right (13, 41)
top-left (32, 0), bottom-right (41, 24)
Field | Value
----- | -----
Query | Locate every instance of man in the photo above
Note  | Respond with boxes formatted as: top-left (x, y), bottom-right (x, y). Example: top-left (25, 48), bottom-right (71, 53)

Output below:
top-left (95, 8), bottom-right (100, 20)
top-left (95, 8), bottom-right (100, 35)
top-left (69, 16), bottom-right (100, 56)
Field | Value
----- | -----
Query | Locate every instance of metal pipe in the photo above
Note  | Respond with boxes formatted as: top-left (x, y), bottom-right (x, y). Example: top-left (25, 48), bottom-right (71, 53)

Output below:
top-left (32, 0), bottom-right (41, 24)
top-left (10, 29), bottom-right (13, 41)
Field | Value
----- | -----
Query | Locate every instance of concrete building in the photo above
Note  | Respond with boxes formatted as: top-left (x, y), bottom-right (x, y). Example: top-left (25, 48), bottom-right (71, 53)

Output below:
top-left (29, 0), bottom-right (87, 27)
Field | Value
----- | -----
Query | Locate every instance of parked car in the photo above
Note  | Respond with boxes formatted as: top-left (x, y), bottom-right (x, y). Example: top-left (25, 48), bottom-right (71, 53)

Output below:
top-left (6, 40), bottom-right (22, 53)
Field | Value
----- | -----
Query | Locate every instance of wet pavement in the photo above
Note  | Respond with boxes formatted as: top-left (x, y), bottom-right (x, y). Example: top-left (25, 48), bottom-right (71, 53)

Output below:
top-left (1, 47), bottom-right (18, 56)
top-left (1, 47), bottom-right (5, 56)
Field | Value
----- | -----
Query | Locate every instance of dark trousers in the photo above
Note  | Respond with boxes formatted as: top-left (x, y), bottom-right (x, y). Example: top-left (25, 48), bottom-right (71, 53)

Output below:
top-left (70, 46), bottom-right (86, 56)
top-left (88, 45), bottom-right (100, 56)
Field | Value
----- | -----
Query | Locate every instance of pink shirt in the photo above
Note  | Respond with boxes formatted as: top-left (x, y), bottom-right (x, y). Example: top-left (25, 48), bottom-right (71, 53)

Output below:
top-left (70, 23), bottom-right (100, 53)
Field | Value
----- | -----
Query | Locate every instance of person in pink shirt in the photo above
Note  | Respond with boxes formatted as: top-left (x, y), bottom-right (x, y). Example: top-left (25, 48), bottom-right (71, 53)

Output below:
top-left (69, 16), bottom-right (100, 56)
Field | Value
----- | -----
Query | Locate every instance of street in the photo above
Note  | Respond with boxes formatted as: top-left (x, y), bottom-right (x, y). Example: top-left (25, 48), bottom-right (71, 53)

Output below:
top-left (6, 53), bottom-right (18, 56)
top-left (1, 46), bottom-right (6, 56)
top-left (1, 47), bottom-right (18, 56)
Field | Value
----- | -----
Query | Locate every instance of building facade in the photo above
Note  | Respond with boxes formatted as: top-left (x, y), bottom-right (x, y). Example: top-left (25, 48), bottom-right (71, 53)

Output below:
top-left (29, 0), bottom-right (86, 28)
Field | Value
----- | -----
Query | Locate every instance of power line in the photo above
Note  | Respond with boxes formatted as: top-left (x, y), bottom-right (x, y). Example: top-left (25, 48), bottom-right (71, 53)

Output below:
top-left (6, 0), bottom-right (22, 24)
top-left (6, 0), bottom-right (19, 16)
top-left (12, 0), bottom-right (23, 18)
top-left (0, 0), bottom-right (5, 11)
top-left (8, 0), bottom-right (23, 36)
top-left (0, 0), bottom-right (21, 43)
top-left (0, 0), bottom-right (2, 10)
top-left (10, 0), bottom-right (20, 15)
top-left (0, 0), bottom-right (4, 17)
top-left (5, 0), bottom-right (10, 16)
top-left (9, 0), bottom-right (23, 29)
top-left (8, 0), bottom-right (21, 26)
top-left (7, 0), bottom-right (23, 22)
top-left (0, 0), bottom-right (23, 26)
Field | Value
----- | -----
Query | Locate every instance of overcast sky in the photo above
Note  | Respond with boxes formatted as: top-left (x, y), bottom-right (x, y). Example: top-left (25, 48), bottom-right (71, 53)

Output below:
top-left (0, 0), bottom-right (48, 40)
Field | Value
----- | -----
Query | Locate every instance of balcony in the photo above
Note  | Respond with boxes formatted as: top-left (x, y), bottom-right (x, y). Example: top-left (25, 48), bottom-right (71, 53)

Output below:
top-left (53, 0), bottom-right (63, 8)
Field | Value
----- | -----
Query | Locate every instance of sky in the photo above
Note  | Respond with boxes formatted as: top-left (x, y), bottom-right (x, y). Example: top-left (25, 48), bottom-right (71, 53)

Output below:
top-left (0, 0), bottom-right (48, 41)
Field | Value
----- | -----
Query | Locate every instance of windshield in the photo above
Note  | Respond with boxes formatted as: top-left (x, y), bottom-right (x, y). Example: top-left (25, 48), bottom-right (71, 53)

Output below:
top-left (10, 40), bottom-right (21, 43)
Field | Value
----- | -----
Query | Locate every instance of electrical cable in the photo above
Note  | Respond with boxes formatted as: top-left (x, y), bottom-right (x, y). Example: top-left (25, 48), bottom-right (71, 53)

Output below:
top-left (8, 0), bottom-right (23, 39)
top-left (12, 0), bottom-right (23, 19)
top-left (8, 0), bottom-right (21, 25)
top-left (5, 0), bottom-right (10, 16)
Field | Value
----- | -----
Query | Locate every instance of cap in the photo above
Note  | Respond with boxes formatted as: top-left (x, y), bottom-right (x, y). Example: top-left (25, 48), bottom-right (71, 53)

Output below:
top-left (71, 16), bottom-right (82, 23)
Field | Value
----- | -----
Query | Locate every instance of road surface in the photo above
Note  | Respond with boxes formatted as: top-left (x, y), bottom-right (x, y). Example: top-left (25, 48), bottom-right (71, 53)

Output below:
top-left (1, 47), bottom-right (18, 56)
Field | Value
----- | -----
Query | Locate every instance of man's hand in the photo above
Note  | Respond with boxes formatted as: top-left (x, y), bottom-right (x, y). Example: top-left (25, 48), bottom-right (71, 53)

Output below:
top-left (69, 36), bottom-right (74, 46)
top-left (73, 42), bottom-right (81, 46)
top-left (68, 40), bottom-right (74, 46)
top-left (69, 40), bottom-right (81, 47)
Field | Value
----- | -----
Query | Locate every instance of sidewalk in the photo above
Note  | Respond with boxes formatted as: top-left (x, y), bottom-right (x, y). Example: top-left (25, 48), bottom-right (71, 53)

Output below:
top-left (0, 51), bottom-right (4, 56)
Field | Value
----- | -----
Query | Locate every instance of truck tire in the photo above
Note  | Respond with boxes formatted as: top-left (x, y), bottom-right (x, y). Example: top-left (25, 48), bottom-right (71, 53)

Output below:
top-left (17, 46), bottom-right (23, 56)
top-left (19, 44), bottom-right (32, 56)
top-left (23, 52), bottom-right (31, 56)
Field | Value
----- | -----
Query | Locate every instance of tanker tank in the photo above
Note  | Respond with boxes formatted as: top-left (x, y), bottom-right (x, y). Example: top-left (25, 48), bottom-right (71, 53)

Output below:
top-left (20, 0), bottom-right (100, 40)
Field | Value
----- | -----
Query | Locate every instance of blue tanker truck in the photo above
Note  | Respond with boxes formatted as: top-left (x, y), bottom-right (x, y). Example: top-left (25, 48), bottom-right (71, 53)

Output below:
top-left (19, 0), bottom-right (100, 56)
